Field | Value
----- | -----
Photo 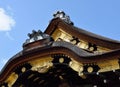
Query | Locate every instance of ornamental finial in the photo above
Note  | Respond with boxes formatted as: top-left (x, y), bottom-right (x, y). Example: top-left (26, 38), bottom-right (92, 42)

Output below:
top-left (53, 11), bottom-right (74, 25)
top-left (23, 30), bottom-right (52, 46)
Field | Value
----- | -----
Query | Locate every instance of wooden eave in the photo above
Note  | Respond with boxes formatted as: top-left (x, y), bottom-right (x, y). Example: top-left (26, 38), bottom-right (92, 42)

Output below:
top-left (1, 41), bottom-right (120, 82)
top-left (45, 18), bottom-right (120, 50)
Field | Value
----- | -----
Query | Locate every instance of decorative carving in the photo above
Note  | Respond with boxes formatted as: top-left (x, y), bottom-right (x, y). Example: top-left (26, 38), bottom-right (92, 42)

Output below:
top-left (37, 66), bottom-right (49, 73)
top-left (14, 63), bottom-right (32, 75)
top-left (88, 43), bottom-right (97, 51)
top-left (70, 36), bottom-right (80, 45)
top-left (23, 30), bottom-right (52, 45)
top-left (87, 66), bottom-right (94, 73)
top-left (59, 58), bottom-right (64, 63)
top-left (53, 11), bottom-right (74, 25)
top-left (28, 30), bottom-right (43, 39)
top-left (21, 67), bottom-right (26, 73)
top-left (83, 63), bottom-right (100, 74)
top-left (52, 54), bottom-right (71, 65)
top-left (4, 72), bottom-right (18, 87)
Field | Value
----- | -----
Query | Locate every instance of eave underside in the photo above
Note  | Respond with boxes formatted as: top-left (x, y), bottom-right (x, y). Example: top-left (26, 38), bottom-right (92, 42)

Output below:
top-left (2, 63), bottom-right (120, 87)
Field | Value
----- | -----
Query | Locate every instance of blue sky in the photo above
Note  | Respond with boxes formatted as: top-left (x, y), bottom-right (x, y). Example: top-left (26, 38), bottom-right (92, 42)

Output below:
top-left (0, 0), bottom-right (120, 70)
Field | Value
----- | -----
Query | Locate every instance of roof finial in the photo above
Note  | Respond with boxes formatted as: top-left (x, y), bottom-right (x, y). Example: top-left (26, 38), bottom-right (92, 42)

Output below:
top-left (23, 30), bottom-right (53, 46)
top-left (53, 11), bottom-right (74, 25)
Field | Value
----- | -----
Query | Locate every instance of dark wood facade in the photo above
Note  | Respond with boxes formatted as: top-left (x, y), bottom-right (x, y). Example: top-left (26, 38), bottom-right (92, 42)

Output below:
top-left (1, 11), bottom-right (120, 87)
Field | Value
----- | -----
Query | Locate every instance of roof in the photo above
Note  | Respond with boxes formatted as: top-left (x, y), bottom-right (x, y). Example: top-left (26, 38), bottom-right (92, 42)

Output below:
top-left (1, 14), bottom-right (120, 86)
top-left (45, 18), bottom-right (120, 49)
top-left (1, 40), bottom-right (120, 81)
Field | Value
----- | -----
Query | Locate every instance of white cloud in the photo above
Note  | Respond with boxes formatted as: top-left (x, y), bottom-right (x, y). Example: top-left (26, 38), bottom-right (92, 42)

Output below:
top-left (5, 32), bottom-right (14, 40)
top-left (0, 8), bottom-right (15, 31)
